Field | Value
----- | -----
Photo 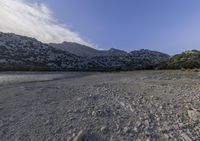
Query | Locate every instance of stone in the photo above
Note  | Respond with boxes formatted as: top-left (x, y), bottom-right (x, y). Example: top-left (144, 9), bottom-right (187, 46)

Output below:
top-left (73, 130), bottom-right (84, 141)
top-left (100, 126), bottom-right (108, 134)
top-left (46, 137), bottom-right (53, 141)
top-left (180, 132), bottom-right (192, 141)
top-left (187, 109), bottom-right (200, 121)
top-left (123, 127), bottom-right (130, 133)
top-left (133, 127), bottom-right (138, 132)
top-left (91, 110), bottom-right (110, 117)
top-left (91, 111), bottom-right (96, 117)
top-left (73, 130), bottom-right (99, 141)
top-left (55, 128), bottom-right (62, 134)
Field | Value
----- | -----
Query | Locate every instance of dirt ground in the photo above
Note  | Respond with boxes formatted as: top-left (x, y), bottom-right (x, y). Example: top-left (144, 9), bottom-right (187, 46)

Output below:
top-left (0, 71), bottom-right (200, 141)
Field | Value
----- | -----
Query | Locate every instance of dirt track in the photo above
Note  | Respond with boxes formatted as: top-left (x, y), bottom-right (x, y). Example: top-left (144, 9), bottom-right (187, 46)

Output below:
top-left (0, 71), bottom-right (200, 141)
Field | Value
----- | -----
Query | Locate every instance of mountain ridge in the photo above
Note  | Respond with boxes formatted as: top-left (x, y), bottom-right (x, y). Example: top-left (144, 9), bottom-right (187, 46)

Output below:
top-left (49, 42), bottom-right (128, 57)
top-left (0, 32), bottom-right (187, 71)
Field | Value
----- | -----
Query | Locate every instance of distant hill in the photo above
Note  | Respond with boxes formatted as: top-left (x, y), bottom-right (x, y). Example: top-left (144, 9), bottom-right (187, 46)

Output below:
top-left (157, 50), bottom-right (200, 69)
top-left (0, 32), bottom-right (170, 71)
top-left (129, 49), bottom-right (170, 64)
top-left (50, 42), bottom-right (128, 57)
top-left (88, 49), bottom-right (170, 71)
top-left (0, 32), bottom-right (89, 71)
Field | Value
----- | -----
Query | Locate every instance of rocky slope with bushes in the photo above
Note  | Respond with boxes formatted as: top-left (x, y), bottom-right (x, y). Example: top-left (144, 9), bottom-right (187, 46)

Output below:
top-left (0, 32), bottom-right (171, 71)
top-left (157, 50), bottom-right (200, 70)
top-left (0, 32), bottom-right (89, 71)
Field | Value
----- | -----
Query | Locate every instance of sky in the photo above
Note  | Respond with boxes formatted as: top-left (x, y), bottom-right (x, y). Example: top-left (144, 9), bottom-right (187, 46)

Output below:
top-left (1, 0), bottom-right (200, 54)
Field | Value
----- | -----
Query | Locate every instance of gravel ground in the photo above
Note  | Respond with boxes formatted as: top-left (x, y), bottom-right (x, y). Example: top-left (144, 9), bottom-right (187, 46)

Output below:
top-left (0, 70), bottom-right (200, 141)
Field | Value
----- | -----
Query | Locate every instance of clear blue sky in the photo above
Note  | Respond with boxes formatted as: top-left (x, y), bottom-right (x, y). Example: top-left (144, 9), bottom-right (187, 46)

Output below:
top-left (35, 0), bottom-right (200, 54)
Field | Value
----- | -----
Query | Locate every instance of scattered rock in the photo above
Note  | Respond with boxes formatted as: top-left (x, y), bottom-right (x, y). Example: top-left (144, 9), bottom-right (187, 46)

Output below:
top-left (133, 127), bottom-right (138, 132)
top-left (91, 109), bottom-right (112, 117)
top-left (73, 130), bottom-right (100, 141)
top-left (1, 71), bottom-right (200, 140)
top-left (123, 127), bottom-right (130, 133)
top-left (91, 111), bottom-right (96, 117)
top-left (180, 132), bottom-right (192, 141)
top-left (55, 127), bottom-right (62, 134)
top-left (73, 130), bottom-right (85, 141)
top-left (46, 137), bottom-right (53, 141)
top-left (100, 126), bottom-right (108, 134)
top-left (187, 109), bottom-right (200, 121)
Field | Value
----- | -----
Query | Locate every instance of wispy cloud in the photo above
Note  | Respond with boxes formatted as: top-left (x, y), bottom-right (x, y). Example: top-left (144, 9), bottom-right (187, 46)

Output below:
top-left (0, 0), bottom-right (92, 46)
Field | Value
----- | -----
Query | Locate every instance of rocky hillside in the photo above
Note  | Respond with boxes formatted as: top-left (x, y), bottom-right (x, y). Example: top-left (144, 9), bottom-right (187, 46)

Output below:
top-left (0, 32), bottom-right (90, 71)
top-left (50, 42), bottom-right (128, 57)
top-left (0, 32), bottom-right (170, 71)
top-left (89, 49), bottom-right (170, 71)
top-left (157, 50), bottom-right (200, 69)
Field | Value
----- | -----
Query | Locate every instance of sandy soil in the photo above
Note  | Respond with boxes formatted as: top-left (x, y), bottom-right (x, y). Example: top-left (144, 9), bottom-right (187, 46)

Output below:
top-left (0, 71), bottom-right (200, 141)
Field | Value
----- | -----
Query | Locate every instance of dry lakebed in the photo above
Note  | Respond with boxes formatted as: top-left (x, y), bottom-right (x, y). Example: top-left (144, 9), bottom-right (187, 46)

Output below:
top-left (0, 71), bottom-right (200, 141)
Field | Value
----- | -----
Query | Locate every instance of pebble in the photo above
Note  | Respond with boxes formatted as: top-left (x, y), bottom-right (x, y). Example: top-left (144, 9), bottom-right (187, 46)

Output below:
top-left (100, 126), bottom-right (108, 134)
top-left (55, 127), bottom-right (62, 134)
top-left (133, 127), bottom-right (138, 132)
top-left (91, 111), bottom-right (96, 117)
top-left (46, 137), bottom-right (53, 141)
top-left (187, 109), bottom-right (200, 121)
top-left (180, 132), bottom-right (192, 141)
top-left (73, 130), bottom-right (84, 141)
top-left (123, 127), bottom-right (130, 133)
